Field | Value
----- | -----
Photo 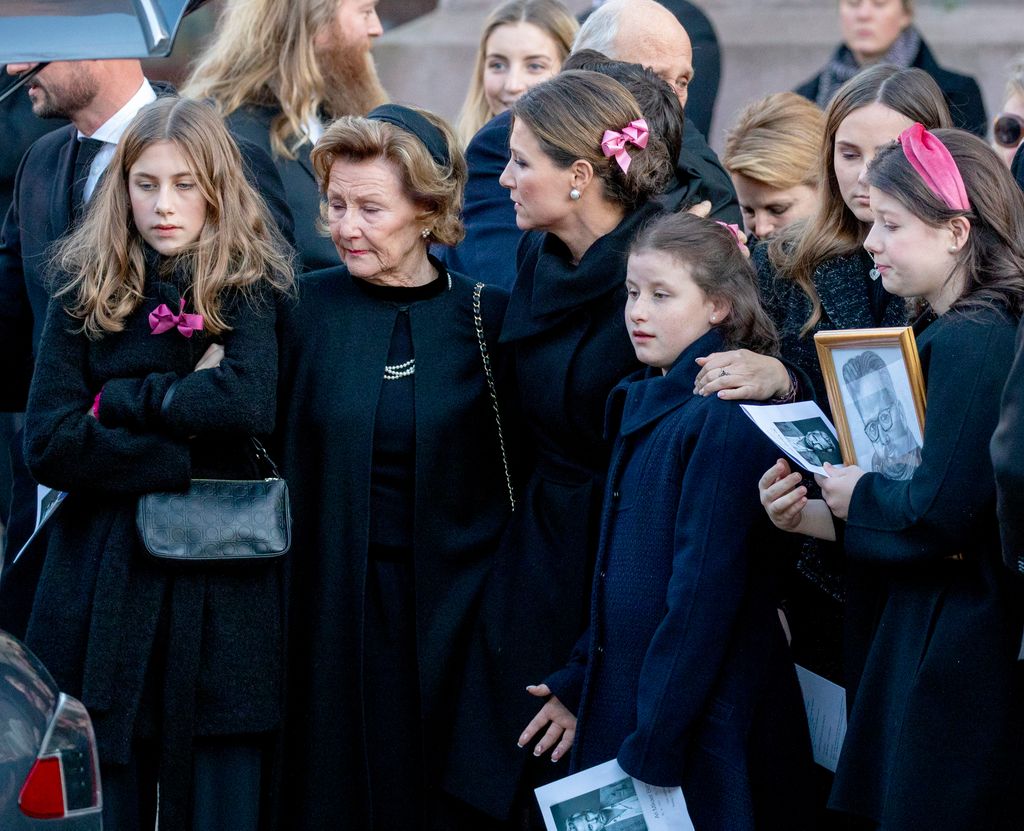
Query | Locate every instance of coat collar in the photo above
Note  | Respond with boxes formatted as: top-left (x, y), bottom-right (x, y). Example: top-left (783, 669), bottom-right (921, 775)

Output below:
top-left (605, 328), bottom-right (726, 438)
top-left (814, 248), bottom-right (904, 329)
top-left (502, 200), bottom-right (663, 340)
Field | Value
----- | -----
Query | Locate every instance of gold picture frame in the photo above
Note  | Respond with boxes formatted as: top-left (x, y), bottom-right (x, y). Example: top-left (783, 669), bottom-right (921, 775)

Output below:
top-left (814, 327), bottom-right (927, 478)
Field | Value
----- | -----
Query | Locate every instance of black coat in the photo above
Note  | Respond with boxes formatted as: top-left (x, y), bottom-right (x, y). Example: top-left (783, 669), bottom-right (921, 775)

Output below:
top-left (795, 38), bottom-right (987, 138)
top-left (991, 318), bottom-right (1024, 575)
top-left (440, 110), bottom-right (739, 290)
top-left (0, 88), bottom-right (295, 644)
top-left (754, 244), bottom-right (907, 415)
top-left (225, 104), bottom-right (337, 273)
top-left (23, 256), bottom-right (284, 831)
top-left (545, 330), bottom-right (814, 831)
top-left (834, 308), bottom-right (1024, 829)
top-left (444, 200), bottom-right (663, 819)
top-left (274, 265), bottom-right (513, 828)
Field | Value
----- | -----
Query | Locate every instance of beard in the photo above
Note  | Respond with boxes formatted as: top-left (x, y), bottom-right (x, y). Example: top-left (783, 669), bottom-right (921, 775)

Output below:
top-left (28, 67), bottom-right (98, 119)
top-left (316, 32), bottom-right (388, 118)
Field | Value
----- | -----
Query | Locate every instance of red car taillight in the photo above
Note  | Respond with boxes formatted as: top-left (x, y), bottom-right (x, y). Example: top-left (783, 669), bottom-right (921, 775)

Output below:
top-left (19, 692), bottom-right (102, 819)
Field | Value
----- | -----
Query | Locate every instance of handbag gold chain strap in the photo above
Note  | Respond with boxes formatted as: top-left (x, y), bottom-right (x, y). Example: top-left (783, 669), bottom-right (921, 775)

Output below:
top-left (473, 282), bottom-right (515, 511)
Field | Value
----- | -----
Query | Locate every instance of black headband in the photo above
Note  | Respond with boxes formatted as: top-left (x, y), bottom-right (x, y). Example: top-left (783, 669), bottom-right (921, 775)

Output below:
top-left (367, 104), bottom-right (450, 167)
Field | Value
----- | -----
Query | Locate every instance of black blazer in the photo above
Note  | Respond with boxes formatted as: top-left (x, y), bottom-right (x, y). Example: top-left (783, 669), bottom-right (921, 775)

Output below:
top-left (795, 38), bottom-right (987, 138)
top-left (226, 104), bottom-right (337, 273)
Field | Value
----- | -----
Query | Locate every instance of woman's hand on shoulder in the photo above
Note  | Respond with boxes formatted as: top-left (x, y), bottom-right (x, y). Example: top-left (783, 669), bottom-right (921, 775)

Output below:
top-left (518, 683), bottom-right (576, 763)
top-left (694, 350), bottom-right (791, 400)
top-left (193, 343), bottom-right (224, 372)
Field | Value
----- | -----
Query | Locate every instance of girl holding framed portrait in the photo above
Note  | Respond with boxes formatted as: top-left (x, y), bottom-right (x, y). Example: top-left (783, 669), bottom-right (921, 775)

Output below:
top-left (761, 124), bottom-right (1024, 830)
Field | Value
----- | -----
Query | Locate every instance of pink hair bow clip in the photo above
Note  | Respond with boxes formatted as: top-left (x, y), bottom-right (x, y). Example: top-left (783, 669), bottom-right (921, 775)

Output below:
top-left (601, 118), bottom-right (649, 174)
top-left (715, 221), bottom-right (745, 248)
top-left (149, 298), bottom-right (204, 338)
top-left (898, 122), bottom-right (970, 212)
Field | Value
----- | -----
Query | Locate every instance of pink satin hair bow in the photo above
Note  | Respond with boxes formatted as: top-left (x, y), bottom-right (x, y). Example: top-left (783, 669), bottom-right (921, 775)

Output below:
top-left (601, 118), bottom-right (649, 174)
top-left (898, 122), bottom-right (971, 212)
top-left (715, 221), bottom-right (744, 248)
top-left (149, 298), bottom-right (204, 338)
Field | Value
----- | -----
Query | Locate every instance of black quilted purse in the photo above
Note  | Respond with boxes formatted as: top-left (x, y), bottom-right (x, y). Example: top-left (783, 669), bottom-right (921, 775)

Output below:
top-left (136, 438), bottom-right (291, 562)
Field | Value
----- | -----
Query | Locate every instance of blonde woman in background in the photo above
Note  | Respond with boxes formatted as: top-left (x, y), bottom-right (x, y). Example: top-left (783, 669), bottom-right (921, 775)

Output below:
top-left (722, 92), bottom-right (824, 243)
top-left (455, 0), bottom-right (577, 146)
top-left (992, 56), bottom-right (1024, 169)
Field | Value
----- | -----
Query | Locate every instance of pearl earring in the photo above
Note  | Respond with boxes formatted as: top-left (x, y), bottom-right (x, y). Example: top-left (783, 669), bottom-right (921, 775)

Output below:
top-left (569, 188), bottom-right (581, 201)
top-left (948, 245), bottom-right (958, 253)
top-left (710, 315), bottom-right (717, 322)
top-left (421, 228), bottom-right (431, 239)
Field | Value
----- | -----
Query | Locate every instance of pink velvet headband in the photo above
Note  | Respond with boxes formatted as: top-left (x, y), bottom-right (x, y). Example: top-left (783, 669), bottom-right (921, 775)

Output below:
top-left (898, 123), bottom-right (971, 212)
top-left (601, 118), bottom-right (649, 174)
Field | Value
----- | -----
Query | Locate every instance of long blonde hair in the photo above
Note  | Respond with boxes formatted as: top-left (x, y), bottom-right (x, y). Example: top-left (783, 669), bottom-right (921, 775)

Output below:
top-left (54, 97), bottom-right (294, 338)
top-left (182, 0), bottom-right (342, 160)
top-left (770, 65), bottom-right (950, 334)
top-left (722, 93), bottom-right (824, 192)
top-left (455, 0), bottom-right (577, 147)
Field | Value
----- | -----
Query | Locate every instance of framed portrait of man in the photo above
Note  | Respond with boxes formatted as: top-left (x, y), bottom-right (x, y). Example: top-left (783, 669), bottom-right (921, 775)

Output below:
top-left (814, 327), bottom-right (927, 481)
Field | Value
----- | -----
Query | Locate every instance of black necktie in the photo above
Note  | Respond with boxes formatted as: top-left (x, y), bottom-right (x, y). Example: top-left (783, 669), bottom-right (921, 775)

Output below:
top-left (72, 137), bottom-right (106, 215)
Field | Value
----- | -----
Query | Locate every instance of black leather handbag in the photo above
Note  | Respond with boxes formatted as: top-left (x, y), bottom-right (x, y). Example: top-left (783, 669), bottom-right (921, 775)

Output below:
top-left (136, 438), bottom-right (291, 562)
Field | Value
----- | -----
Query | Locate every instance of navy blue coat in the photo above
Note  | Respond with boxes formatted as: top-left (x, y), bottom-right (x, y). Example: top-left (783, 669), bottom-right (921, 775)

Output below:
top-left (441, 110), bottom-right (740, 290)
top-left (834, 308), bottom-right (1024, 829)
top-left (544, 329), bottom-right (814, 831)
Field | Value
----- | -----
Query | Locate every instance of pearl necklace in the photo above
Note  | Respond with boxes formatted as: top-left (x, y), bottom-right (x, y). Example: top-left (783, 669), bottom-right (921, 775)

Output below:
top-left (383, 358), bottom-right (415, 380)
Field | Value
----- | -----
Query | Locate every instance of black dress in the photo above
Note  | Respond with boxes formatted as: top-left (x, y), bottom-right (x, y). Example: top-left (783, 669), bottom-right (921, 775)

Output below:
top-left (832, 307), bottom-right (1024, 829)
top-left (275, 261), bottom-right (513, 829)
top-left (445, 200), bottom-right (663, 820)
top-left (23, 252), bottom-right (283, 831)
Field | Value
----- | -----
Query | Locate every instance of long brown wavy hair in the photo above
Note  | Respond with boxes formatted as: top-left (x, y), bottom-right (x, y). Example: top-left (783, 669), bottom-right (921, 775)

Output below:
top-left (769, 65), bottom-right (950, 335)
top-left (182, 0), bottom-right (386, 160)
top-left (867, 128), bottom-right (1024, 317)
top-left (631, 211), bottom-right (780, 357)
top-left (54, 97), bottom-right (294, 339)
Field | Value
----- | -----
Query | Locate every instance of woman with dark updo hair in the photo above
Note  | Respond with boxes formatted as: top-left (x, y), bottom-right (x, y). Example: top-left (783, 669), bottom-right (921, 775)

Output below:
top-left (446, 70), bottom-right (677, 823)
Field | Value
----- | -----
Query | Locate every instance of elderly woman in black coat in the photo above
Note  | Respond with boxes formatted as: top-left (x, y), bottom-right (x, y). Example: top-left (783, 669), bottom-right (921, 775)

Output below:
top-left (443, 71), bottom-right (679, 822)
top-left (274, 105), bottom-right (514, 830)
top-left (795, 0), bottom-right (986, 137)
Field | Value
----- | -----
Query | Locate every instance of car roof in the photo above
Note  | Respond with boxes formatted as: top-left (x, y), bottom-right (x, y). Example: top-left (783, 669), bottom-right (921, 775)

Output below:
top-left (0, 0), bottom-right (207, 63)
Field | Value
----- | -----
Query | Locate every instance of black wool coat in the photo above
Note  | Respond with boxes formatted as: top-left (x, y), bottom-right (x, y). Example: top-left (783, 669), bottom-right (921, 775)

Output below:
top-left (443, 201), bottom-right (663, 819)
top-left (833, 307), bottom-right (1024, 829)
top-left (274, 265), bottom-right (513, 829)
top-left (226, 104), bottom-right (337, 274)
top-left (545, 329), bottom-right (815, 831)
top-left (753, 244), bottom-right (907, 416)
top-left (795, 38), bottom-right (987, 138)
top-left (23, 256), bottom-right (284, 831)
top-left (991, 318), bottom-right (1024, 575)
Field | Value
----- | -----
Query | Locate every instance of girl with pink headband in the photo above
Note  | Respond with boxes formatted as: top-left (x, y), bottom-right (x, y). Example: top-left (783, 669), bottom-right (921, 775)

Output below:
top-left (762, 125), bottom-right (1024, 829)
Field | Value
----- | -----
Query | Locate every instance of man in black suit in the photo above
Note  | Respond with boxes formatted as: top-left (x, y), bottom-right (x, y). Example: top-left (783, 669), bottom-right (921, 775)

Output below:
top-left (0, 57), bottom-right (293, 634)
top-left (183, 0), bottom-right (390, 272)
